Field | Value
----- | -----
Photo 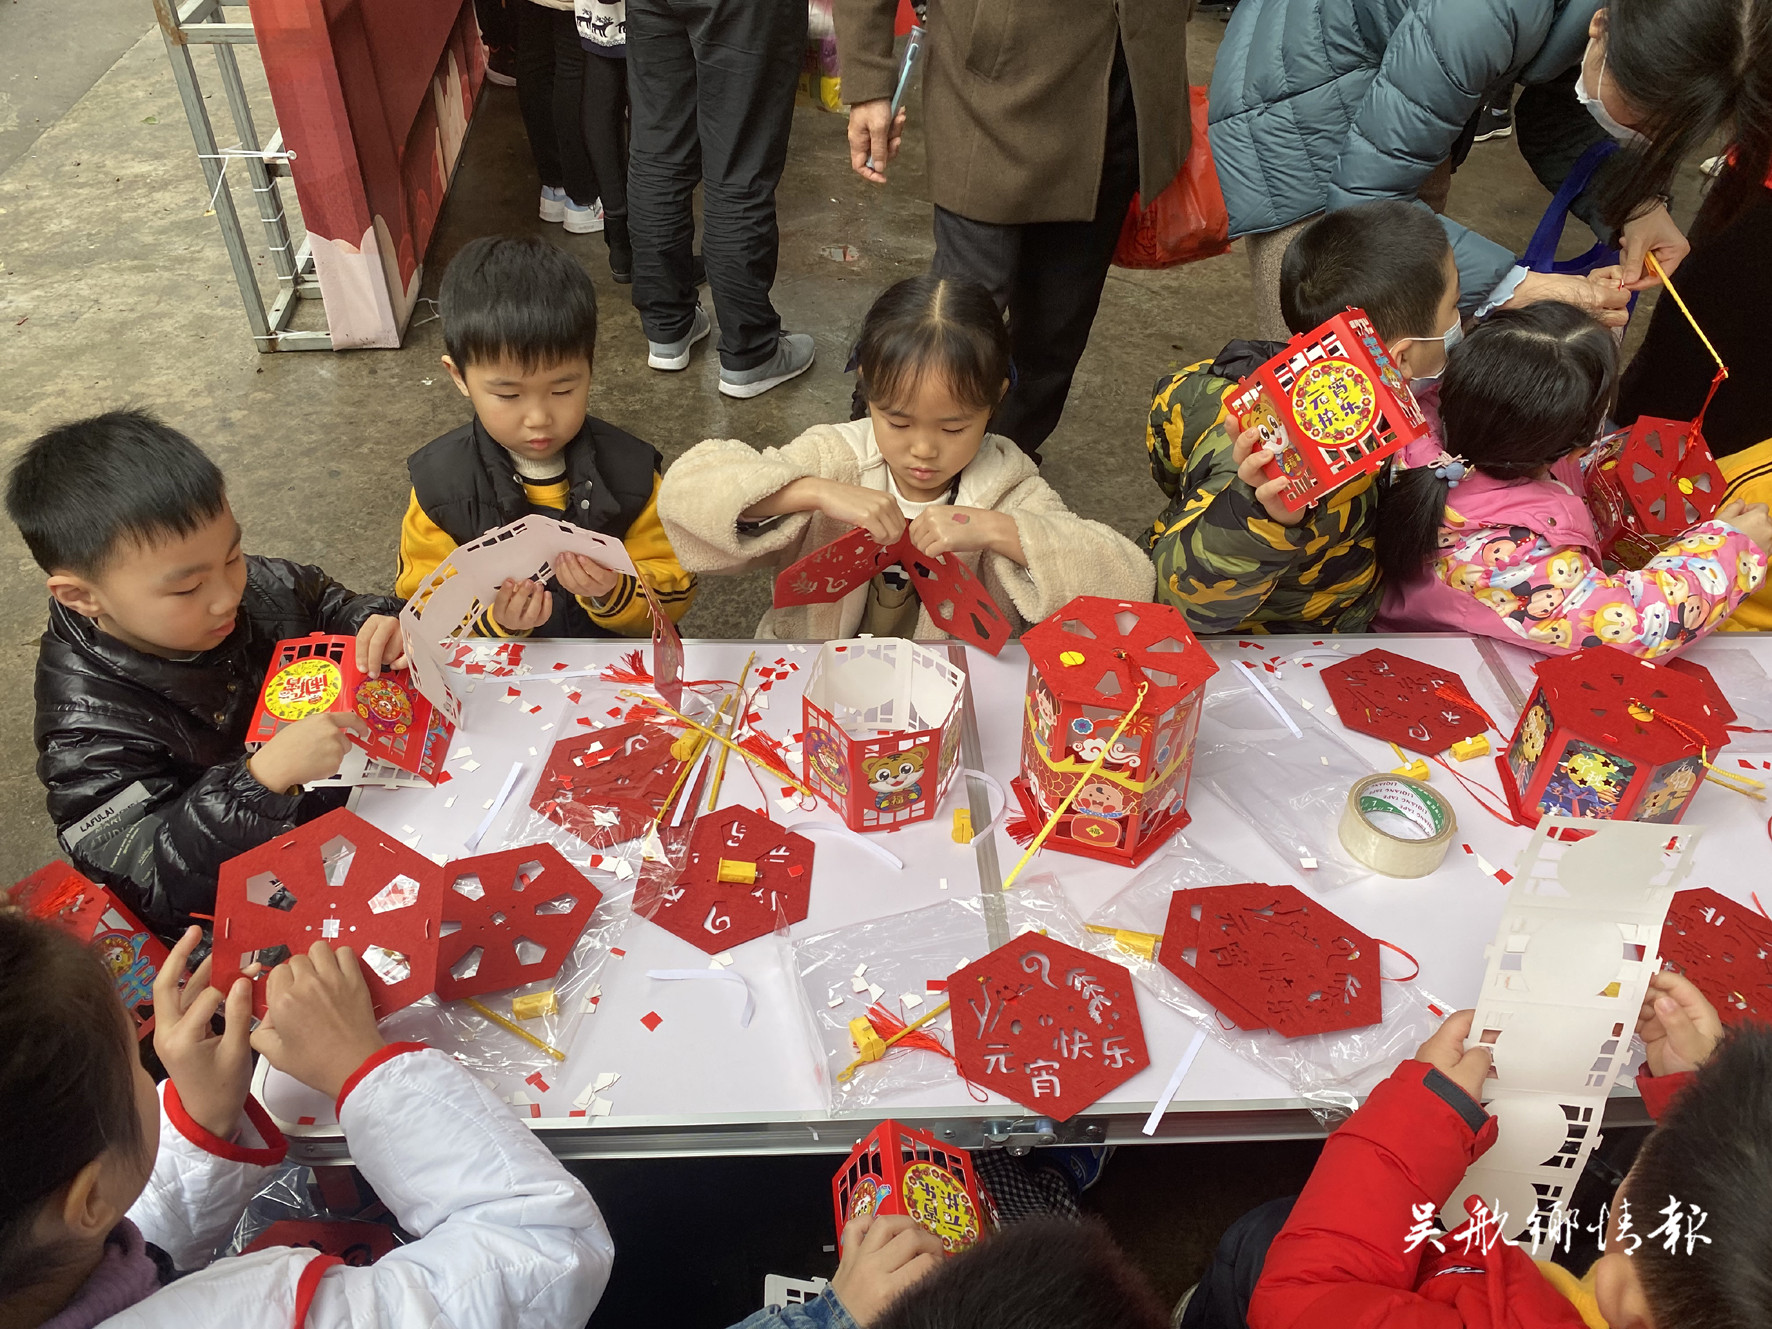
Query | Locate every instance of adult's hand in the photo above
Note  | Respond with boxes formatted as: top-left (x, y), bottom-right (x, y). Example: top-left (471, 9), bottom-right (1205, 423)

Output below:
top-left (1618, 202), bottom-right (1690, 289)
top-left (1505, 270), bottom-right (1631, 329)
top-left (848, 98), bottom-right (906, 184)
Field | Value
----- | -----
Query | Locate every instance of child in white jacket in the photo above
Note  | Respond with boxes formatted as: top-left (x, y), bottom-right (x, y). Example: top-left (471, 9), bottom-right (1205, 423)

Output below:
top-left (0, 915), bottom-right (612, 1329)
top-left (658, 275), bottom-right (1154, 641)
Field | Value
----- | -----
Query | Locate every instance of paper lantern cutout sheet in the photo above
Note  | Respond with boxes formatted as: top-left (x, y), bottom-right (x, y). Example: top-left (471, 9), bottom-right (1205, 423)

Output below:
top-left (951, 934), bottom-right (1146, 1122)
top-left (530, 719), bottom-right (685, 842)
top-left (1586, 412), bottom-right (1727, 568)
top-left (1157, 882), bottom-right (1382, 1037)
top-left (10, 862), bottom-right (168, 1037)
top-left (213, 809), bottom-right (442, 1018)
top-left (400, 514), bottom-right (683, 727)
top-left (434, 846), bottom-right (602, 1001)
top-left (244, 634), bottom-right (454, 787)
top-left (1014, 597), bottom-right (1219, 867)
top-left (773, 526), bottom-right (1011, 654)
top-left (1320, 649), bottom-right (1488, 755)
top-left (832, 1121), bottom-right (988, 1253)
top-left (640, 807), bottom-right (814, 953)
top-left (1657, 887), bottom-right (1772, 1027)
top-left (1225, 309), bottom-right (1430, 514)
top-left (1499, 647), bottom-right (1734, 828)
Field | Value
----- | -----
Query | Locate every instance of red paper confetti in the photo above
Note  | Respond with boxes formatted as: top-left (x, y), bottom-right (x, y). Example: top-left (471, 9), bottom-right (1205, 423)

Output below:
top-left (641, 1011), bottom-right (662, 1031)
top-left (525, 1070), bottom-right (551, 1092)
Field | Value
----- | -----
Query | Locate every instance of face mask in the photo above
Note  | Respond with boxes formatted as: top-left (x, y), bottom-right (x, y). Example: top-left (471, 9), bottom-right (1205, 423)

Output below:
top-left (1401, 314), bottom-right (1464, 391)
top-left (1575, 38), bottom-right (1649, 148)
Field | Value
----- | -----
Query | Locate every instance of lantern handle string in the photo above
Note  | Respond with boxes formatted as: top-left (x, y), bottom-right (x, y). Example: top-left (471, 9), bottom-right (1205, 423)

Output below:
top-left (1644, 253), bottom-right (1727, 377)
top-left (1626, 700), bottom-right (1766, 799)
top-left (1002, 684), bottom-right (1149, 891)
top-left (1377, 938), bottom-right (1421, 982)
top-left (1434, 683), bottom-right (1496, 735)
top-left (1429, 754), bottom-right (1524, 825)
top-left (619, 689), bottom-right (820, 801)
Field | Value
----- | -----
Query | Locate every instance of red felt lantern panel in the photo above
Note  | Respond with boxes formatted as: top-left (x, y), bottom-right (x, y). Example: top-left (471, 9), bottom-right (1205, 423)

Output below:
top-left (1023, 596), bottom-right (1217, 718)
top-left (530, 720), bottom-right (683, 838)
top-left (434, 845), bottom-right (603, 1001)
top-left (214, 809), bottom-right (442, 1018)
top-left (1159, 882), bottom-right (1381, 1037)
top-left (1320, 648), bottom-right (1489, 755)
top-left (950, 935), bottom-right (1147, 1122)
top-left (1615, 417), bottom-right (1726, 538)
top-left (1657, 887), bottom-right (1772, 1027)
top-left (640, 807), bottom-right (814, 953)
top-left (774, 528), bottom-right (1010, 654)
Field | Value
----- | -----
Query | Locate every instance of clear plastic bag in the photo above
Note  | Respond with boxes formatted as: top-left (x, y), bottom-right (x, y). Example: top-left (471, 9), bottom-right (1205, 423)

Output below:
top-left (222, 1164), bottom-right (320, 1257)
top-left (1191, 666), bottom-right (1378, 890)
top-left (789, 873), bottom-right (1091, 1114)
top-left (1083, 837), bottom-right (1451, 1125)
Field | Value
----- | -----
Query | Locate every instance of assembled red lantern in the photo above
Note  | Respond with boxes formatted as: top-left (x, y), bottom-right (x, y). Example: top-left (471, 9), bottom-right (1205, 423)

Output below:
top-left (1498, 647), bottom-right (1734, 827)
top-left (801, 639), bottom-right (966, 833)
top-left (832, 1121), bottom-right (989, 1253)
top-left (1012, 597), bottom-right (1219, 866)
top-left (10, 863), bottom-right (168, 1038)
top-left (1226, 308), bottom-right (1431, 514)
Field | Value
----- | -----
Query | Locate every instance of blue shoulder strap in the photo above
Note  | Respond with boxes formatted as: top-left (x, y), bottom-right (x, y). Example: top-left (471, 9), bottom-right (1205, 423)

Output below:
top-left (1519, 139), bottom-right (1620, 275)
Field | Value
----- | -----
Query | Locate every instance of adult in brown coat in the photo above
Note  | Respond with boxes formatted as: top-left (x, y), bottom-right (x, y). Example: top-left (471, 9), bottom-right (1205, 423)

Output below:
top-left (834, 0), bottom-right (1192, 460)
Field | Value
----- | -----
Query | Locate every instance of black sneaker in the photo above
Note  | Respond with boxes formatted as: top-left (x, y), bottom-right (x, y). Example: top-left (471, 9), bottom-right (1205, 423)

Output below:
top-left (1474, 100), bottom-right (1513, 143)
top-left (606, 218), bottom-right (633, 284)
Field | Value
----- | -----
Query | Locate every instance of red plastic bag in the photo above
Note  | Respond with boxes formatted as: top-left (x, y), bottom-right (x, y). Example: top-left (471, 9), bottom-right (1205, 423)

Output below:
top-left (1113, 86), bottom-right (1230, 270)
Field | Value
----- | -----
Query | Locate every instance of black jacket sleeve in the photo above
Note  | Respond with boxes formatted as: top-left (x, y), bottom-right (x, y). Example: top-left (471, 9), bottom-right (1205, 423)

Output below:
top-left (44, 728), bottom-right (306, 936)
top-left (266, 556), bottom-right (402, 635)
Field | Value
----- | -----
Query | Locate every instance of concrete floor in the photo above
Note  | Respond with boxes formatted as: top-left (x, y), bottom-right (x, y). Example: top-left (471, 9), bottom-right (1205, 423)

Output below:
top-left (0, 12), bottom-right (1703, 1320)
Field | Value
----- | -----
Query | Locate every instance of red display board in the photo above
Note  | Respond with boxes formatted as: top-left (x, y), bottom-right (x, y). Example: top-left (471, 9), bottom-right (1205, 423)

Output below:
top-left (832, 1120), bottom-right (988, 1253)
top-left (1013, 597), bottom-right (1218, 866)
top-left (9, 863), bottom-right (168, 1038)
top-left (1226, 309), bottom-right (1429, 513)
top-left (1499, 647), bottom-right (1734, 826)
top-left (950, 935), bottom-right (1147, 1122)
top-left (249, 0), bottom-right (484, 348)
top-left (1320, 648), bottom-right (1489, 755)
top-left (246, 634), bottom-right (454, 786)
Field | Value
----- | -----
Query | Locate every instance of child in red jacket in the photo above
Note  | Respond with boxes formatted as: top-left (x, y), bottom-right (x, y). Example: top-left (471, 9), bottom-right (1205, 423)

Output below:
top-left (1181, 970), bottom-right (1749, 1329)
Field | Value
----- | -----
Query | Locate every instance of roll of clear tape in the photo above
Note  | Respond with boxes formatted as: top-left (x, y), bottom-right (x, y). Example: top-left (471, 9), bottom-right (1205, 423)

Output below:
top-left (1338, 773), bottom-right (1457, 878)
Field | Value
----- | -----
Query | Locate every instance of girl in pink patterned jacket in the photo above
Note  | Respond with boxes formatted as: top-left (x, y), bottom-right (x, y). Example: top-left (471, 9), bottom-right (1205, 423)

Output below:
top-left (1374, 302), bottom-right (1771, 658)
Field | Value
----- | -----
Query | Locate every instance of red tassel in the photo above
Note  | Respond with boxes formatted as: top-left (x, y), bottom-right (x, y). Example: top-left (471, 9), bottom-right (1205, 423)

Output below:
top-left (23, 873), bottom-right (88, 920)
top-left (1003, 809), bottom-right (1040, 849)
top-left (866, 1003), bottom-right (951, 1060)
top-left (601, 650), bottom-right (653, 685)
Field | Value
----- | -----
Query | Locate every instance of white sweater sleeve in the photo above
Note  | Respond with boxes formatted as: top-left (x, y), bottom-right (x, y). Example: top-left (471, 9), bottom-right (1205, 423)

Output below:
top-left (108, 1046), bottom-right (612, 1329)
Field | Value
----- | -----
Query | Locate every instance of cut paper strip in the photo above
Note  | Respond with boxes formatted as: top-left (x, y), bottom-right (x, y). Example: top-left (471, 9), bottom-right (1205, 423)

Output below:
top-left (1142, 1027), bottom-right (1209, 1136)
top-left (950, 934), bottom-right (1147, 1122)
top-left (784, 819), bottom-right (905, 869)
top-left (646, 967), bottom-right (756, 1027)
top-left (464, 761), bottom-right (525, 852)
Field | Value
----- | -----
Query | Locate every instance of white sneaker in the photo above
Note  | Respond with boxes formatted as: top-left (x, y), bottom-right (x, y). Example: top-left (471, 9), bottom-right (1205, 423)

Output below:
top-left (539, 185), bottom-right (566, 224)
top-left (719, 333), bottom-right (815, 399)
top-left (647, 305), bottom-right (713, 371)
top-left (564, 197), bottom-right (606, 234)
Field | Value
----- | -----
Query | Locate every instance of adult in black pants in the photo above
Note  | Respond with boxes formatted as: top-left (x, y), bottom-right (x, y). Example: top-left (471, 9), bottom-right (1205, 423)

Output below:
top-left (626, 0), bottom-right (815, 399)
top-left (836, 0), bottom-right (1191, 460)
top-left (516, 0), bottom-right (604, 233)
top-left (578, 4), bottom-right (633, 281)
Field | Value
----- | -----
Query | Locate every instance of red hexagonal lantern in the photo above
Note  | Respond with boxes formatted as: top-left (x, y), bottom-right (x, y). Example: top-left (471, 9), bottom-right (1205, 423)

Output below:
top-left (832, 1121), bottom-right (989, 1254)
top-left (801, 639), bottom-right (966, 833)
top-left (214, 809), bottom-right (442, 1018)
top-left (1012, 597), bottom-right (1219, 867)
top-left (11, 862), bottom-right (167, 1038)
top-left (638, 807), bottom-right (814, 953)
top-left (1586, 380), bottom-right (1728, 570)
top-left (1498, 647), bottom-right (1734, 827)
top-left (434, 845), bottom-right (602, 1002)
top-left (1226, 309), bottom-right (1431, 514)
top-left (951, 934), bottom-right (1147, 1122)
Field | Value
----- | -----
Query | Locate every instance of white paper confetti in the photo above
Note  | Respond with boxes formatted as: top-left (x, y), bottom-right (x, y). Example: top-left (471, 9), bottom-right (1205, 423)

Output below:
top-left (612, 859), bottom-right (634, 881)
top-left (851, 976), bottom-right (869, 993)
top-left (453, 746), bottom-right (473, 761)
top-left (593, 1071), bottom-right (620, 1093)
top-left (827, 997), bottom-right (844, 1008)
top-left (461, 758), bottom-right (481, 772)
top-left (853, 962), bottom-right (868, 977)
top-left (589, 1097), bottom-right (614, 1117)
top-left (939, 877), bottom-right (949, 890)
top-left (867, 982), bottom-right (884, 1001)
top-left (528, 746), bottom-right (538, 757)
top-left (1300, 857), bottom-right (1319, 870)
top-left (572, 1080), bottom-right (598, 1109)
top-left (444, 795), bottom-right (457, 809)
top-left (712, 952), bottom-right (734, 967)
top-left (902, 993), bottom-right (923, 1008)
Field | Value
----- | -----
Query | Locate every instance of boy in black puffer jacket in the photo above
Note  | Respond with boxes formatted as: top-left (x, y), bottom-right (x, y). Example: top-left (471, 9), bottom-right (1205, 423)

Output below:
top-left (7, 410), bottom-right (403, 941)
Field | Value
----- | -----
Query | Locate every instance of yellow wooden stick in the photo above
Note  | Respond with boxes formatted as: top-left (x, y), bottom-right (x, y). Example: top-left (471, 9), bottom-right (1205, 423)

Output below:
top-left (654, 729), bottom-right (711, 825)
top-left (1644, 252), bottom-right (1728, 376)
top-left (837, 999), bottom-right (953, 1082)
top-left (1002, 684), bottom-right (1148, 891)
top-left (620, 690), bottom-right (820, 801)
top-left (708, 652), bottom-right (757, 811)
top-left (464, 996), bottom-right (567, 1062)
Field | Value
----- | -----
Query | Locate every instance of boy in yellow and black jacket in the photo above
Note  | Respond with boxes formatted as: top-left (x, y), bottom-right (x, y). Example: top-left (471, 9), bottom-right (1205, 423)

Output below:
top-left (397, 235), bottom-right (694, 636)
top-left (1145, 201), bottom-right (1463, 637)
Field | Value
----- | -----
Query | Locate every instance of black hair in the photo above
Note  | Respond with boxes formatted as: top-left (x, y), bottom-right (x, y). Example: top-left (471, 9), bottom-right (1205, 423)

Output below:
top-left (5, 410), bottom-right (228, 578)
top-left (1375, 301), bottom-right (1617, 585)
top-left (1602, 0), bottom-right (1772, 237)
top-left (872, 1217), bottom-right (1167, 1329)
top-left (1629, 1026), bottom-right (1772, 1328)
top-left (439, 235), bottom-right (598, 374)
top-left (855, 275), bottom-right (1012, 416)
top-left (0, 909), bottom-right (145, 1297)
top-left (1279, 201), bottom-right (1454, 342)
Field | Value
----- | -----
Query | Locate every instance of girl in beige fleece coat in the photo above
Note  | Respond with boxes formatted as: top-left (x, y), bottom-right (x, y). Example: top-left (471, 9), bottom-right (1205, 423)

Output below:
top-left (658, 276), bottom-right (1154, 642)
